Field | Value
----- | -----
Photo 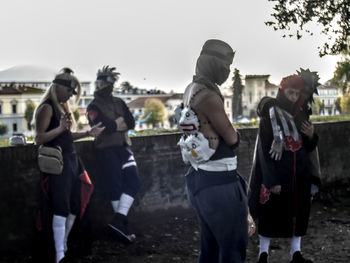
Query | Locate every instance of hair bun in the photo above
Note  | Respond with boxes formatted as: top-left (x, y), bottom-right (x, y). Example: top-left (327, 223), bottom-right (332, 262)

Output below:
top-left (60, 67), bottom-right (74, 74)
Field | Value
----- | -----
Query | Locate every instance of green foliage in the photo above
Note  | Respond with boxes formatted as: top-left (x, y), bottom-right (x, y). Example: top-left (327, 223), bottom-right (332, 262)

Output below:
top-left (311, 97), bottom-right (322, 115)
top-left (73, 108), bottom-right (80, 122)
top-left (231, 68), bottom-right (244, 119)
top-left (266, 0), bottom-right (350, 56)
top-left (134, 128), bottom-right (178, 136)
top-left (335, 96), bottom-right (342, 113)
top-left (168, 114), bottom-right (176, 128)
top-left (0, 138), bottom-right (10, 146)
top-left (333, 59), bottom-right (350, 93)
top-left (142, 98), bottom-right (167, 127)
top-left (77, 122), bottom-right (84, 130)
top-left (0, 122), bottom-right (8, 136)
top-left (340, 94), bottom-right (350, 113)
top-left (24, 100), bottom-right (36, 130)
top-left (310, 113), bottom-right (350, 123)
top-left (120, 81), bottom-right (134, 93)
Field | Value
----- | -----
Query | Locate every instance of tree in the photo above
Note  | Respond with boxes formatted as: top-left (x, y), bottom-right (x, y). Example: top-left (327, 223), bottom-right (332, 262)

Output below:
top-left (142, 98), bottom-right (167, 128)
top-left (319, 100), bottom-right (325, 115)
top-left (265, 0), bottom-right (350, 56)
top-left (335, 96), bottom-right (342, 113)
top-left (231, 68), bottom-right (244, 120)
top-left (0, 122), bottom-right (8, 136)
top-left (24, 100), bottom-right (36, 130)
top-left (311, 97), bottom-right (322, 115)
top-left (73, 108), bottom-right (80, 122)
top-left (340, 94), bottom-right (350, 113)
top-left (168, 114), bottom-right (176, 128)
top-left (120, 81), bottom-right (134, 94)
top-left (333, 59), bottom-right (350, 93)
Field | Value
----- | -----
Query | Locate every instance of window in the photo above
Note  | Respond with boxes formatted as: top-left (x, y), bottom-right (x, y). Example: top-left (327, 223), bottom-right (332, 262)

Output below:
top-left (12, 104), bottom-right (17, 114)
top-left (0, 101), bottom-right (2, 114)
top-left (11, 100), bottom-right (17, 114)
top-left (13, 123), bottom-right (18, 132)
top-left (249, 92), bottom-right (252, 103)
top-left (226, 101), bottom-right (230, 108)
top-left (271, 91), bottom-right (275, 96)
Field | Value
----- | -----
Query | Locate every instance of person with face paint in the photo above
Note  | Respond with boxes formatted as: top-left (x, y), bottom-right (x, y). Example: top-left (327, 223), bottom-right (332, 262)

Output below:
top-left (87, 66), bottom-right (140, 243)
top-left (34, 68), bottom-right (105, 263)
top-left (248, 74), bottom-right (320, 263)
top-left (175, 39), bottom-right (252, 263)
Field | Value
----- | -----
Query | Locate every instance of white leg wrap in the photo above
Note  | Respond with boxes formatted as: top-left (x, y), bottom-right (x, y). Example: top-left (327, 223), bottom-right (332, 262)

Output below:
top-left (64, 213), bottom-right (76, 253)
top-left (52, 215), bottom-right (66, 263)
top-left (290, 236), bottom-right (301, 258)
top-left (259, 234), bottom-right (271, 256)
top-left (111, 200), bottom-right (120, 214)
top-left (117, 193), bottom-right (134, 216)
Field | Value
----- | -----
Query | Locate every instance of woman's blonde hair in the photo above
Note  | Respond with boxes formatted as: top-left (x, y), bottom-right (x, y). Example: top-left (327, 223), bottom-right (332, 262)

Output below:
top-left (32, 67), bottom-right (81, 130)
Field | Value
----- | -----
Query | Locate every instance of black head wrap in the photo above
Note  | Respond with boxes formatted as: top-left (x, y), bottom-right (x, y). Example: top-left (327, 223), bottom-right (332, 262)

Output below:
top-left (193, 39), bottom-right (235, 101)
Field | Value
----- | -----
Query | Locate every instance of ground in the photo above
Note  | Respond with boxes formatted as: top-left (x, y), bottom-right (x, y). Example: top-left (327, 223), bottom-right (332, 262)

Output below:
top-left (2, 186), bottom-right (350, 263)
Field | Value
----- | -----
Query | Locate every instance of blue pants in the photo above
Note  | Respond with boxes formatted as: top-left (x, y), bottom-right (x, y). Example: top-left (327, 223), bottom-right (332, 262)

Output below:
top-left (187, 172), bottom-right (248, 263)
top-left (97, 146), bottom-right (140, 200)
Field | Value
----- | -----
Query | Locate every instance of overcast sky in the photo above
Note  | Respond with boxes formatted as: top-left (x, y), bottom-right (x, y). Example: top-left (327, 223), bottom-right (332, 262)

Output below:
top-left (0, 0), bottom-right (340, 92)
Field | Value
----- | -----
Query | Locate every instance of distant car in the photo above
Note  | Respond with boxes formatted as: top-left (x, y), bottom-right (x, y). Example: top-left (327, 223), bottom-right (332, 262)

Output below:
top-left (10, 133), bottom-right (26, 146)
top-left (234, 116), bottom-right (251, 123)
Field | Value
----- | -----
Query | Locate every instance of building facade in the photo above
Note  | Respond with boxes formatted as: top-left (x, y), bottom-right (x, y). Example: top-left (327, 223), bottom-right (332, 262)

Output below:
top-left (0, 85), bottom-right (44, 138)
top-left (241, 75), bottom-right (278, 117)
top-left (315, 81), bottom-right (342, 115)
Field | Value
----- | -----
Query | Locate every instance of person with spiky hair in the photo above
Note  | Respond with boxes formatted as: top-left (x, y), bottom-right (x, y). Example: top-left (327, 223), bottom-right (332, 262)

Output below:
top-left (248, 72), bottom-right (321, 263)
top-left (87, 66), bottom-right (140, 242)
top-left (34, 68), bottom-right (105, 263)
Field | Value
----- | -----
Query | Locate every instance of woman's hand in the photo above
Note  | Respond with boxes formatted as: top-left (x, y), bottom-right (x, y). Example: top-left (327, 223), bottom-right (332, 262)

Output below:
top-left (301, 120), bottom-right (314, 139)
top-left (89, 122), bottom-right (105, 137)
top-left (59, 114), bottom-right (72, 131)
top-left (270, 185), bottom-right (281, 194)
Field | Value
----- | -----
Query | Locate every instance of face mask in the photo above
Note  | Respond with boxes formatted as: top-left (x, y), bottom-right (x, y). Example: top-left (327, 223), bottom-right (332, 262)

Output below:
top-left (95, 85), bottom-right (113, 97)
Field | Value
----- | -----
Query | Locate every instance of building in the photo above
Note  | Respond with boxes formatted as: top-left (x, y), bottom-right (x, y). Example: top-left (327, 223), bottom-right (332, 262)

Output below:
top-left (0, 65), bottom-right (93, 134)
top-left (0, 85), bottom-right (44, 138)
top-left (126, 94), bottom-right (183, 130)
top-left (315, 80), bottom-right (342, 115)
top-left (241, 75), bottom-right (278, 117)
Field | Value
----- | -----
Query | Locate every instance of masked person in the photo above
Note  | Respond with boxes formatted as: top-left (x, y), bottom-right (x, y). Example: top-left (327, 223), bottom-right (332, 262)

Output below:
top-left (34, 68), bottom-right (104, 263)
top-left (87, 66), bottom-right (140, 242)
top-left (175, 39), bottom-right (252, 263)
top-left (248, 73), bottom-right (320, 263)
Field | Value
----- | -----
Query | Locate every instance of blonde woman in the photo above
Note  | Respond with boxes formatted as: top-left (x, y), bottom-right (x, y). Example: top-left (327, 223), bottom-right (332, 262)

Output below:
top-left (34, 68), bottom-right (104, 263)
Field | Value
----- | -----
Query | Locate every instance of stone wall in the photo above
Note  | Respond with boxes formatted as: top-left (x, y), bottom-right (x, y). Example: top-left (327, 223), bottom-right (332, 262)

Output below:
top-left (0, 121), bottom-right (349, 251)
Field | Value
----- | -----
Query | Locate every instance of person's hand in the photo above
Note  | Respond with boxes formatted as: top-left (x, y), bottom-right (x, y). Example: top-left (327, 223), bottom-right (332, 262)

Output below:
top-left (270, 185), bottom-right (281, 194)
top-left (59, 114), bottom-right (71, 132)
top-left (89, 122), bottom-right (105, 137)
top-left (269, 137), bottom-right (284, 160)
top-left (115, 117), bottom-right (128, 131)
top-left (248, 213), bottom-right (256, 237)
top-left (301, 120), bottom-right (314, 139)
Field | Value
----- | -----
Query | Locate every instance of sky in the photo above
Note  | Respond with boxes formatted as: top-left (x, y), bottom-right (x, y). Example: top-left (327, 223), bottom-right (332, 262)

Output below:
top-left (0, 0), bottom-right (340, 93)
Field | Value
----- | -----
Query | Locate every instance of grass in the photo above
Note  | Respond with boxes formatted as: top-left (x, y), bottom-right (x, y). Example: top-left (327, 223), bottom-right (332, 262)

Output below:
top-left (310, 113), bottom-right (350, 123)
